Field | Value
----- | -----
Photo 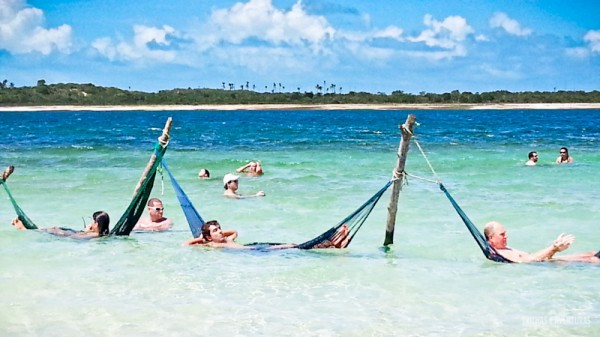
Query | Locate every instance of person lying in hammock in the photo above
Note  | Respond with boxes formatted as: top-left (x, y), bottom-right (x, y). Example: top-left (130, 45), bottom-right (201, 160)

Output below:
top-left (484, 221), bottom-right (600, 263)
top-left (184, 220), bottom-right (350, 250)
top-left (11, 211), bottom-right (110, 240)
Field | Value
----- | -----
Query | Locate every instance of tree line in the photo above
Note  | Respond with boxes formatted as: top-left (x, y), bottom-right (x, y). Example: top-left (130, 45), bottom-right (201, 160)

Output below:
top-left (0, 80), bottom-right (599, 106)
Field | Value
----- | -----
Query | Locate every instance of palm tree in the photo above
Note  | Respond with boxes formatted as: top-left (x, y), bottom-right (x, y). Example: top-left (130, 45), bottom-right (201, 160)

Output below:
top-left (222, 82), bottom-right (226, 89)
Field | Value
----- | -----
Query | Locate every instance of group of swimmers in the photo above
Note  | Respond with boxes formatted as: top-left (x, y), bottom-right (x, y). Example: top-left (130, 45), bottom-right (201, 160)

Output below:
top-left (10, 160), bottom-right (351, 250)
top-left (526, 146), bottom-right (574, 166)
top-left (10, 154), bottom-right (597, 259)
top-left (198, 161), bottom-right (266, 199)
top-left (487, 145), bottom-right (599, 263)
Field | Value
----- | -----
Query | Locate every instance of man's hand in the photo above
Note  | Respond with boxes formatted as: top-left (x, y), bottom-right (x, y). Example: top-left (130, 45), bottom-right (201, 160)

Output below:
top-left (553, 233), bottom-right (575, 252)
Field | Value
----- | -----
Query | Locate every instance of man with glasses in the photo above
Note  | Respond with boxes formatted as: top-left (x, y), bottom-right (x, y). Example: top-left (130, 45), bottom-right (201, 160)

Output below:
top-left (555, 147), bottom-right (574, 164)
top-left (133, 198), bottom-right (173, 231)
top-left (526, 151), bottom-right (538, 166)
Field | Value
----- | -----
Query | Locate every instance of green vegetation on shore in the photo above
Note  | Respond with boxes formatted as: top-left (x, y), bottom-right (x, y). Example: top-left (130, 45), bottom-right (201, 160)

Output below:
top-left (1, 80), bottom-right (599, 106)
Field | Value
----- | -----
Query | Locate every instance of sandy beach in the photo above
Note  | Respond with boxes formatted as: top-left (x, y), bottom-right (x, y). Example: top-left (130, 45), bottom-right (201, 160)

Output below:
top-left (1, 103), bottom-right (599, 112)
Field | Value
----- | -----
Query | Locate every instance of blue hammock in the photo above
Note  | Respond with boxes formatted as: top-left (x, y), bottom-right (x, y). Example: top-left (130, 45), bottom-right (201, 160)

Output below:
top-left (162, 160), bottom-right (392, 249)
top-left (161, 160), bottom-right (205, 239)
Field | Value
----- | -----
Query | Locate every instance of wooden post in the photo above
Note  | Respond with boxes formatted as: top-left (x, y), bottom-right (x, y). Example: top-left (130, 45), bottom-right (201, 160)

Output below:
top-left (132, 117), bottom-right (172, 196)
top-left (384, 114), bottom-right (416, 246)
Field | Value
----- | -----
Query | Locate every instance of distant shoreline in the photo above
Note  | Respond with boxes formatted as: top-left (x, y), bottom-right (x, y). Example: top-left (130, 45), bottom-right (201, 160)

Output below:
top-left (1, 103), bottom-right (599, 112)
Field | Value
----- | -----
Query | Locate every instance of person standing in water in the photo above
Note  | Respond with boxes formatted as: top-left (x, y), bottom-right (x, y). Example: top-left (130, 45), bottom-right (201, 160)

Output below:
top-left (236, 161), bottom-right (263, 177)
top-left (555, 147), bottom-right (574, 164)
top-left (526, 151), bottom-right (538, 166)
top-left (223, 173), bottom-right (265, 199)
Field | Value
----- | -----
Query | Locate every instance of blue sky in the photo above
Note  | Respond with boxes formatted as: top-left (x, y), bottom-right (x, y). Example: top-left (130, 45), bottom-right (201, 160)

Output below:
top-left (1, 0), bottom-right (599, 94)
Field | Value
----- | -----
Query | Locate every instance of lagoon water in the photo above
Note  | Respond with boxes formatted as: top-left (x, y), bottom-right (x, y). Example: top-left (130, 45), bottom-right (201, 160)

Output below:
top-left (1, 109), bottom-right (599, 336)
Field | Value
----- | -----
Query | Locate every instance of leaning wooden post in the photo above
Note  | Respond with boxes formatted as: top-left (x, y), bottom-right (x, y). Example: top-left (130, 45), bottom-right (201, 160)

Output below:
top-left (384, 114), bottom-right (416, 246)
top-left (132, 117), bottom-right (172, 197)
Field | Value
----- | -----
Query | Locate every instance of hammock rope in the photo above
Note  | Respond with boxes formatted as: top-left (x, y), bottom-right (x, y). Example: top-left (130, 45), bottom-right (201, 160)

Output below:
top-left (408, 134), bottom-right (512, 263)
top-left (162, 160), bottom-right (392, 249)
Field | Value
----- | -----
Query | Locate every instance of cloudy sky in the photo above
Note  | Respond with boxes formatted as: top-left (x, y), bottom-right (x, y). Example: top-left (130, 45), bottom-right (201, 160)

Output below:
top-left (1, 0), bottom-right (599, 94)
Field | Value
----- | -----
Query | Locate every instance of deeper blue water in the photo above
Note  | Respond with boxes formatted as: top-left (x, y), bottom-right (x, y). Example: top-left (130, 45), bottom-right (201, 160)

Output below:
top-left (1, 109), bottom-right (599, 336)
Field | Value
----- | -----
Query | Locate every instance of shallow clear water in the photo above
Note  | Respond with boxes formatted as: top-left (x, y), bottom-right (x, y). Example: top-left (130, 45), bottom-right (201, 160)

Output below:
top-left (1, 109), bottom-right (599, 336)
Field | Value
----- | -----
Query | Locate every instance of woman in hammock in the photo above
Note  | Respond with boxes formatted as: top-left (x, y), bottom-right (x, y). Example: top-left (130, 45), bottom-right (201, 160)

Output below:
top-left (184, 220), bottom-right (350, 250)
top-left (11, 211), bottom-right (110, 240)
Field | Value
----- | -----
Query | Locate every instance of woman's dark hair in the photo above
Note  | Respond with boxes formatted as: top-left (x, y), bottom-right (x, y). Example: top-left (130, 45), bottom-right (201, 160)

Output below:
top-left (92, 211), bottom-right (110, 236)
top-left (201, 220), bottom-right (220, 241)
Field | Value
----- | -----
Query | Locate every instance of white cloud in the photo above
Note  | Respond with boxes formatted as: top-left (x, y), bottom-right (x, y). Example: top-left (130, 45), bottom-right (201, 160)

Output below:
top-left (339, 26), bottom-right (403, 43)
top-left (403, 44), bottom-right (468, 62)
top-left (584, 30), bottom-right (600, 53)
top-left (405, 14), bottom-right (474, 60)
top-left (475, 34), bottom-right (489, 42)
top-left (489, 12), bottom-right (532, 36)
top-left (92, 25), bottom-right (179, 63)
top-left (346, 42), bottom-right (395, 61)
top-left (206, 0), bottom-right (334, 50)
top-left (409, 15), bottom-right (473, 48)
top-left (0, 0), bottom-right (71, 54)
top-left (371, 26), bottom-right (404, 41)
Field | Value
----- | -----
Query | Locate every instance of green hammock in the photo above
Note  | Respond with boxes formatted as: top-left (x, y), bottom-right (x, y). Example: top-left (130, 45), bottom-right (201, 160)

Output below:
top-left (439, 183), bottom-right (512, 263)
top-left (404, 133), bottom-right (512, 263)
top-left (1, 166), bottom-right (38, 229)
top-left (162, 160), bottom-right (392, 249)
top-left (2, 118), bottom-right (172, 236)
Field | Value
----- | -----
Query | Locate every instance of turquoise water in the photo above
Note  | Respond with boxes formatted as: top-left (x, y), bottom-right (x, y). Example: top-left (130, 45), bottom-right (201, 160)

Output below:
top-left (1, 109), bottom-right (599, 336)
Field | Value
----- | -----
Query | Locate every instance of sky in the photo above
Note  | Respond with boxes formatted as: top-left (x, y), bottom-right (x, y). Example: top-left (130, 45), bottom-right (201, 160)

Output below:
top-left (1, 0), bottom-right (599, 94)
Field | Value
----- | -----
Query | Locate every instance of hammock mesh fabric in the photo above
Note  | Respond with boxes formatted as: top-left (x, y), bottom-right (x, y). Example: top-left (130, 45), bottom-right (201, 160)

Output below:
top-left (163, 159), bottom-right (392, 249)
top-left (162, 160), bottom-right (204, 238)
top-left (439, 183), bottom-right (512, 263)
top-left (2, 120), bottom-right (171, 236)
top-left (1, 180), bottom-right (39, 229)
top-left (110, 131), bottom-right (170, 236)
top-left (295, 180), bottom-right (392, 249)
